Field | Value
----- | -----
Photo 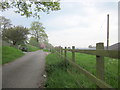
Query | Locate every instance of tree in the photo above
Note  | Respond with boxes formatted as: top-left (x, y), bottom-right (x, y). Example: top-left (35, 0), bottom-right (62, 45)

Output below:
top-left (0, 16), bottom-right (12, 30)
top-left (88, 45), bottom-right (92, 48)
top-left (0, 16), bottom-right (12, 35)
top-left (2, 26), bottom-right (29, 45)
top-left (30, 21), bottom-right (48, 43)
top-left (44, 42), bottom-right (53, 49)
top-left (88, 45), bottom-right (96, 48)
top-left (0, 0), bottom-right (60, 18)
top-left (29, 37), bottom-right (39, 47)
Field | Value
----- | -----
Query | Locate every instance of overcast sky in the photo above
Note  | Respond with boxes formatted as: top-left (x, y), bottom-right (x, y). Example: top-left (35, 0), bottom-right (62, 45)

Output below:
top-left (1, 0), bottom-right (119, 48)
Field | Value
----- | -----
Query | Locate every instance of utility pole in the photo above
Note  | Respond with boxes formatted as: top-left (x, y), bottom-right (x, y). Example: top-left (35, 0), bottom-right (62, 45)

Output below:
top-left (107, 14), bottom-right (109, 50)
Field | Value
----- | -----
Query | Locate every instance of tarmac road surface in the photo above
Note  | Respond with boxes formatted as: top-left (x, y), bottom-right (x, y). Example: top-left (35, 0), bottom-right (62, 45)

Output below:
top-left (2, 50), bottom-right (47, 88)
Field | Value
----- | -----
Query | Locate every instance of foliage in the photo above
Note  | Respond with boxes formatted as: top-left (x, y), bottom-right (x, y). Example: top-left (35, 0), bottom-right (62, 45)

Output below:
top-left (2, 46), bottom-right (24, 64)
top-left (44, 42), bottom-right (53, 49)
top-left (0, 16), bottom-right (12, 36)
top-left (29, 37), bottom-right (39, 47)
top-left (0, 0), bottom-right (60, 18)
top-left (2, 26), bottom-right (29, 45)
top-left (30, 21), bottom-right (48, 44)
top-left (0, 16), bottom-right (12, 30)
top-left (43, 49), bottom-right (50, 52)
top-left (27, 44), bottom-right (40, 52)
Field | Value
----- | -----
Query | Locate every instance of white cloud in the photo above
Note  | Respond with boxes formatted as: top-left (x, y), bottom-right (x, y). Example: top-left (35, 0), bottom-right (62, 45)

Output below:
top-left (60, 0), bottom-right (119, 2)
top-left (1, 1), bottom-right (118, 48)
top-left (45, 14), bottom-right (90, 28)
top-left (45, 1), bottom-right (118, 47)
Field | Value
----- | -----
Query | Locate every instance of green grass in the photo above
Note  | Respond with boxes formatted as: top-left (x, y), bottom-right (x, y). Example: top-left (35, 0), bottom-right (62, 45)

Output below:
top-left (45, 53), bottom-right (96, 88)
top-left (45, 53), bottom-right (78, 88)
top-left (43, 49), bottom-right (50, 52)
top-left (2, 46), bottom-right (24, 64)
top-left (45, 52), bottom-right (118, 88)
top-left (27, 44), bottom-right (40, 52)
top-left (67, 52), bottom-right (118, 88)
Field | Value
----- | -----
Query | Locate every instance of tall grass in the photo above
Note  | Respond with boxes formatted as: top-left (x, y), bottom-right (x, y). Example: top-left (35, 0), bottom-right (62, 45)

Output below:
top-left (45, 53), bottom-right (79, 88)
top-left (45, 52), bottom-right (118, 88)
top-left (45, 53), bottom-right (96, 88)
top-left (67, 52), bottom-right (118, 88)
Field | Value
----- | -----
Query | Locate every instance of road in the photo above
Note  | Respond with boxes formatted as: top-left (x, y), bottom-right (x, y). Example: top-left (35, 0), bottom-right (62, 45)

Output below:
top-left (2, 50), bottom-right (48, 88)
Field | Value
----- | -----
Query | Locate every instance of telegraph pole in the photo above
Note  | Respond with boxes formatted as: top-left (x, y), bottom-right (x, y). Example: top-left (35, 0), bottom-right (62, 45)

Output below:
top-left (107, 14), bottom-right (109, 50)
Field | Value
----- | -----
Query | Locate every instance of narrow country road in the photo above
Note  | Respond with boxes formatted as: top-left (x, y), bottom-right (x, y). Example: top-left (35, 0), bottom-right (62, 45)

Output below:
top-left (2, 50), bottom-right (48, 88)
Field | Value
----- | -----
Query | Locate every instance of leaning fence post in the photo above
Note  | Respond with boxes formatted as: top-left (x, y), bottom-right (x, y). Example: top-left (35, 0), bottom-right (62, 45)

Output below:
top-left (72, 46), bottom-right (75, 62)
top-left (96, 43), bottom-right (105, 84)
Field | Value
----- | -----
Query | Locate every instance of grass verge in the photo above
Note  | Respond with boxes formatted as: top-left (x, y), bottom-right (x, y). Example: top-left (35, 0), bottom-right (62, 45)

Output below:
top-left (27, 44), bottom-right (40, 52)
top-left (45, 53), bottom-right (96, 88)
top-left (45, 52), bottom-right (118, 88)
top-left (2, 46), bottom-right (24, 64)
top-left (43, 49), bottom-right (50, 52)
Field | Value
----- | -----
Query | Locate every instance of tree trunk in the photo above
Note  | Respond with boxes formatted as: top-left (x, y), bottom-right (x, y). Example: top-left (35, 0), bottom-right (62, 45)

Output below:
top-left (36, 38), bottom-right (39, 42)
top-left (13, 41), bottom-right (16, 45)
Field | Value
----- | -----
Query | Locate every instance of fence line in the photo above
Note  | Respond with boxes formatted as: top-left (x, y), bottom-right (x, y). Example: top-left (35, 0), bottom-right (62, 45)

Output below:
top-left (54, 42), bottom-right (119, 89)
top-left (63, 49), bottom-right (119, 59)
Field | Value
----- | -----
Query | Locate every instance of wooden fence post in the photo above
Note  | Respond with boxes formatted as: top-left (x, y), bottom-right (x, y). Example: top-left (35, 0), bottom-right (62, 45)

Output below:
top-left (57, 47), bottom-right (60, 54)
top-left (72, 46), bottom-right (75, 62)
top-left (64, 47), bottom-right (67, 68)
top-left (59, 47), bottom-right (61, 54)
top-left (61, 47), bottom-right (63, 56)
top-left (59, 47), bottom-right (61, 57)
top-left (64, 47), bottom-right (67, 61)
top-left (96, 43), bottom-right (105, 83)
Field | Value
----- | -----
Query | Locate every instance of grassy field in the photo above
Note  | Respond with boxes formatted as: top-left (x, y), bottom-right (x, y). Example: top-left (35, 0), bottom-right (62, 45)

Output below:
top-left (27, 44), bottom-right (40, 52)
top-left (2, 46), bottom-right (24, 64)
top-left (45, 52), bottom-right (118, 88)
